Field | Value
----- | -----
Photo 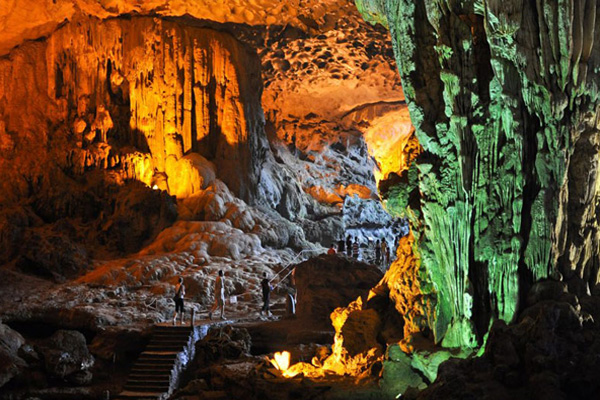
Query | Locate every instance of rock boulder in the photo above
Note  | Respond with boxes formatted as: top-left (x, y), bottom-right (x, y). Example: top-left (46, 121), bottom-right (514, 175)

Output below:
top-left (294, 254), bottom-right (383, 322)
top-left (38, 330), bottom-right (94, 385)
top-left (0, 323), bottom-right (26, 389)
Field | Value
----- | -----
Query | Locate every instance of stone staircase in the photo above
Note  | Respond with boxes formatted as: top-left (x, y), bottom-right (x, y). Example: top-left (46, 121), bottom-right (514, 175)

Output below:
top-left (115, 324), bottom-right (202, 400)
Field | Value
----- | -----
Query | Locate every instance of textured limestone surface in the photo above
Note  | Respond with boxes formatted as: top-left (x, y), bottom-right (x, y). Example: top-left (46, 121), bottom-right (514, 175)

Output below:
top-left (0, 0), bottom-right (350, 57)
top-left (357, 0), bottom-right (600, 348)
top-left (0, 16), bottom-right (268, 204)
top-left (0, 1), bottom-right (417, 396)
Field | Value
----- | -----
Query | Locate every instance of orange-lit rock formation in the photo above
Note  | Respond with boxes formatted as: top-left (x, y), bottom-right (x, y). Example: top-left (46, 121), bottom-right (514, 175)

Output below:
top-left (0, 17), bottom-right (267, 204)
top-left (0, 0), bottom-right (351, 57)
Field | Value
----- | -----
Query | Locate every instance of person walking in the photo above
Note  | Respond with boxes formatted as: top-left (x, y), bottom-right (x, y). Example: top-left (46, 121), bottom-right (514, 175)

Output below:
top-left (172, 277), bottom-right (185, 325)
top-left (209, 270), bottom-right (226, 320)
top-left (261, 272), bottom-right (273, 316)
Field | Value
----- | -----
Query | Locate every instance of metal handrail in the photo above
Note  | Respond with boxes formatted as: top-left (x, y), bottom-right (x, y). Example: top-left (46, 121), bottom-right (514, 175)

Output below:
top-left (269, 248), bottom-right (320, 288)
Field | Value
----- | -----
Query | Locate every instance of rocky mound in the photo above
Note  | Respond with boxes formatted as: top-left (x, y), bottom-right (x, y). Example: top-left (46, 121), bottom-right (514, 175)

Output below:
top-left (295, 254), bottom-right (383, 322)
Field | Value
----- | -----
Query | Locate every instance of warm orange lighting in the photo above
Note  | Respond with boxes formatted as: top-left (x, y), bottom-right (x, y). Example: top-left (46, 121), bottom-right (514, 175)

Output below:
top-left (361, 109), bottom-right (420, 186)
top-left (271, 234), bottom-right (425, 380)
top-left (270, 351), bottom-right (291, 372)
top-left (269, 296), bottom-right (383, 380)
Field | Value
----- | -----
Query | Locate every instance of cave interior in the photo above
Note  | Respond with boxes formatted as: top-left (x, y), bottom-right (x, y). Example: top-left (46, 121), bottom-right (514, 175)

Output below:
top-left (1, 0), bottom-right (600, 399)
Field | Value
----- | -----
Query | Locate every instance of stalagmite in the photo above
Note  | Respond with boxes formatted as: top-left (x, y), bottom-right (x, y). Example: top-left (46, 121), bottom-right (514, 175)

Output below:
top-left (357, 0), bottom-right (600, 347)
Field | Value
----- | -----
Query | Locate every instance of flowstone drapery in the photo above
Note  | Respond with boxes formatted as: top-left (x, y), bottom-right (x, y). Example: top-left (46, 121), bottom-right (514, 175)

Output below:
top-left (357, 0), bottom-right (600, 347)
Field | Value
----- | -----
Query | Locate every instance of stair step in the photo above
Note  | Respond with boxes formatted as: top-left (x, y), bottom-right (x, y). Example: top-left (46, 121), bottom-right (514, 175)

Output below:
top-left (129, 373), bottom-right (171, 380)
top-left (114, 393), bottom-right (161, 400)
top-left (149, 336), bottom-right (190, 342)
top-left (126, 378), bottom-right (171, 385)
top-left (129, 368), bottom-right (172, 376)
top-left (138, 352), bottom-right (178, 359)
top-left (149, 337), bottom-right (190, 344)
top-left (132, 359), bottom-right (175, 366)
top-left (124, 383), bottom-right (170, 391)
top-left (154, 326), bottom-right (193, 332)
top-left (152, 330), bottom-right (192, 336)
top-left (147, 341), bottom-right (187, 346)
top-left (134, 362), bottom-right (174, 369)
top-left (146, 344), bottom-right (187, 349)
top-left (146, 347), bottom-right (185, 352)
top-left (126, 380), bottom-right (169, 386)
top-left (124, 385), bottom-right (169, 395)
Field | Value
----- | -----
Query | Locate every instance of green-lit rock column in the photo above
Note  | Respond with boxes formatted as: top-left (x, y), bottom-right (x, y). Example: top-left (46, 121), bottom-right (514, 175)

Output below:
top-left (357, 0), bottom-right (600, 348)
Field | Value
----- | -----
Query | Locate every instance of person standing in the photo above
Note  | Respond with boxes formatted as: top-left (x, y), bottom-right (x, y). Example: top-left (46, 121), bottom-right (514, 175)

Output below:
top-left (285, 273), bottom-right (296, 317)
top-left (209, 270), bottom-right (226, 320)
top-left (352, 238), bottom-right (360, 259)
top-left (172, 277), bottom-right (185, 325)
top-left (381, 240), bottom-right (388, 266)
top-left (375, 240), bottom-right (382, 265)
top-left (338, 238), bottom-right (345, 254)
top-left (261, 272), bottom-right (273, 316)
top-left (346, 235), bottom-right (353, 257)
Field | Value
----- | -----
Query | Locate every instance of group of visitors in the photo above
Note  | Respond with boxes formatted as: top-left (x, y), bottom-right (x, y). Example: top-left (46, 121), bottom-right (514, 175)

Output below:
top-left (171, 269), bottom-right (295, 325)
top-left (328, 234), bottom-right (396, 268)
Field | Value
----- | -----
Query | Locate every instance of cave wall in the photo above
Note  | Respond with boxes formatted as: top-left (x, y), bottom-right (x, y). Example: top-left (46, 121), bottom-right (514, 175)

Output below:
top-left (0, 16), bottom-right (268, 204)
top-left (357, 0), bottom-right (600, 347)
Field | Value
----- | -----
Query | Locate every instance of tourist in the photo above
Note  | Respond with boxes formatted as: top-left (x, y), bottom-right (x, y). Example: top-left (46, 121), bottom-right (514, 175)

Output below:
top-left (261, 272), bottom-right (273, 316)
top-left (209, 270), bottom-right (226, 320)
top-left (172, 276), bottom-right (185, 325)
top-left (338, 237), bottom-right (345, 254)
top-left (381, 240), bottom-right (388, 266)
top-left (346, 235), bottom-right (353, 257)
top-left (327, 244), bottom-right (337, 255)
top-left (286, 273), bottom-right (296, 317)
top-left (352, 238), bottom-right (359, 259)
top-left (375, 240), bottom-right (382, 265)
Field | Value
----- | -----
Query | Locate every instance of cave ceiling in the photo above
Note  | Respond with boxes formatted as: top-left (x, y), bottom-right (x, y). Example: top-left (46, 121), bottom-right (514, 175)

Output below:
top-left (0, 0), bottom-right (350, 56)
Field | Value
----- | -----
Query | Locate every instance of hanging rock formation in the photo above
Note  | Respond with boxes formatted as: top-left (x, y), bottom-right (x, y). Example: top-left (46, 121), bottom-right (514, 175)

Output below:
top-left (0, 16), bottom-right (268, 205)
top-left (356, 0), bottom-right (600, 347)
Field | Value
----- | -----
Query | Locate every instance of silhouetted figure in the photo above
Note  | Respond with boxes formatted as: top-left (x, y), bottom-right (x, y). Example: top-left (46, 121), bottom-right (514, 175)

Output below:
top-left (209, 270), bottom-right (226, 320)
top-left (375, 240), bottom-right (382, 265)
top-left (172, 276), bottom-right (185, 325)
top-left (346, 235), bottom-right (353, 257)
top-left (286, 274), bottom-right (296, 317)
top-left (352, 238), bottom-right (359, 259)
top-left (381, 240), bottom-right (388, 266)
top-left (261, 272), bottom-right (273, 316)
top-left (338, 238), bottom-right (345, 253)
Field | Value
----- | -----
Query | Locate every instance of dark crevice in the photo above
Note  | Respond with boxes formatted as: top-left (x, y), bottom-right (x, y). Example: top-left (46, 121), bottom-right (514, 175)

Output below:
top-left (517, 107), bottom-right (541, 312)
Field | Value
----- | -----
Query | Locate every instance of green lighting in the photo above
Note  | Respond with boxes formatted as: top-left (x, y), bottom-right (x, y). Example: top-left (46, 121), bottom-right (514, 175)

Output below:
top-left (357, 0), bottom-right (599, 348)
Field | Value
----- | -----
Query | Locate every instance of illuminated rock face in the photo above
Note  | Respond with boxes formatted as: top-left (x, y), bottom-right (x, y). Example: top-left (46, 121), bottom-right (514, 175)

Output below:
top-left (0, 0), bottom-right (351, 57)
top-left (0, 17), bottom-right (266, 203)
top-left (358, 0), bottom-right (600, 347)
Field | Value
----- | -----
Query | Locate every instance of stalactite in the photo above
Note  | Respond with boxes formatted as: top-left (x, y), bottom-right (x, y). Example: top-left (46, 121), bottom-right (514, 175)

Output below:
top-left (0, 17), bottom-right (266, 204)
